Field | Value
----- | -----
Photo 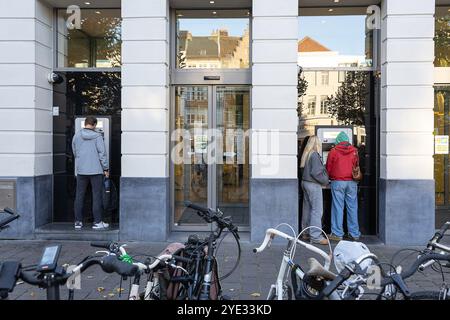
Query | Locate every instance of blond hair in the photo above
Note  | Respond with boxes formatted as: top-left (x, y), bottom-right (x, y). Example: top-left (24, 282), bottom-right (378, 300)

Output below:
top-left (300, 136), bottom-right (322, 168)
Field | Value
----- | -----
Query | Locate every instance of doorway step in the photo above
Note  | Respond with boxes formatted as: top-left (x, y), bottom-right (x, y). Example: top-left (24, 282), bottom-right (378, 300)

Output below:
top-left (35, 223), bottom-right (119, 241)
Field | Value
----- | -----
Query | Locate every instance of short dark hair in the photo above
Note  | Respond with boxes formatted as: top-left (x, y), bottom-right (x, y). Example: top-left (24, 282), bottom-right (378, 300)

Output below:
top-left (84, 116), bottom-right (98, 126)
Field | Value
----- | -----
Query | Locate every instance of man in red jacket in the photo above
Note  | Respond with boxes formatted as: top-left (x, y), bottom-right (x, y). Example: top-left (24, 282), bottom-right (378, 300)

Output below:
top-left (326, 131), bottom-right (361, 241)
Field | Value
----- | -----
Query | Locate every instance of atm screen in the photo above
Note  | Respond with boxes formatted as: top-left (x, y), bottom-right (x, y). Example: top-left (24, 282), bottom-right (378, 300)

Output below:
top-left (317, 127), bottom-right (353, 145)
top-left (80, 120), bottom-right (104, 130)
top-left (323, 131), bottom-right (339, 140)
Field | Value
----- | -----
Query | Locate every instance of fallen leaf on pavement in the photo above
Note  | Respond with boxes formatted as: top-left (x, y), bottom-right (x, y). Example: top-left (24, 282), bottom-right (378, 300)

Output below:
top-left (97, 287), bottom-right (105, 292)
top-left (250, 292), bottom-right (261, 297)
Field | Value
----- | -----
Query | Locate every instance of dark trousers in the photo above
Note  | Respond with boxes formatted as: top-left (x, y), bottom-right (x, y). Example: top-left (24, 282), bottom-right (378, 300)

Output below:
top-left (75, 174), bottom-right (103, 224)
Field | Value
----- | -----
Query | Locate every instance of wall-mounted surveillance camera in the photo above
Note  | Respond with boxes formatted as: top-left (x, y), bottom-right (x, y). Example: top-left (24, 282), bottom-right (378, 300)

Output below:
top-left (47, 72), bottom-right (64, 85)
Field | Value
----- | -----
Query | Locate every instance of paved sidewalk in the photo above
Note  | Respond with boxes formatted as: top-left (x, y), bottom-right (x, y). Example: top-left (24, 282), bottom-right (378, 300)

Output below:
top-left (1, 237), bottom-right (448, 300)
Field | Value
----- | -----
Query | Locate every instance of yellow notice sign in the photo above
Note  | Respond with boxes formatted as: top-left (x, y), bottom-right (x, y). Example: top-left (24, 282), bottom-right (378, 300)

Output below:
top-left (435, 135), bottom-right (449, 155)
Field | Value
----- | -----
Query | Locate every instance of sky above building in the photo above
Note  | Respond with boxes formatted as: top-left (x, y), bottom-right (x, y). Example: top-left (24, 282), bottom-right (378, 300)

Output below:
top-left (299, 15), bottom-right (367, 56)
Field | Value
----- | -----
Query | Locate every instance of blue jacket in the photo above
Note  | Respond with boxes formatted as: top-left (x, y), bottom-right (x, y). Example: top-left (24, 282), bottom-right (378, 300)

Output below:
top-left (72, 128), bottom-right (109, 175)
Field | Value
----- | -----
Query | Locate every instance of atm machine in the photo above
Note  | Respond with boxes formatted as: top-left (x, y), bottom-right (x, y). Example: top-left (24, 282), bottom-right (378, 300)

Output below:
top-left (74, 116), bottom-right (111, 175)
top-left (315, 126), bottom-right (354, 234)
top-left (315, 126), bottom-right (353, 165)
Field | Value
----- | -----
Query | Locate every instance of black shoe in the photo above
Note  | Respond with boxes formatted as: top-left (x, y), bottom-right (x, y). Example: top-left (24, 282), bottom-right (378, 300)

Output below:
top-left (344, 234), bottom-right (360, 242)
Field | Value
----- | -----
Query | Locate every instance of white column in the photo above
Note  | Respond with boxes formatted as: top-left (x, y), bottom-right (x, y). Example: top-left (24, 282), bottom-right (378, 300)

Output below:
top-left (120, 0), bottom-right (170, 241)
top-left (0, 0), bottom-right (53, 177)
top-left (251, 0), bottom-right (299, 179)
top-left (381, 0), bottom-right (435, 180)
top-left (250, 0), bottom-right (299, 242)
top-left (121, 0), bottom-right (169, 178)
top-left (380, 0), bottom-right (436, 245)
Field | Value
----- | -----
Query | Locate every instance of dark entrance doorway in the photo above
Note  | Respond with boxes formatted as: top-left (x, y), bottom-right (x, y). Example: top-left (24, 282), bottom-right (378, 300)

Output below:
top-left (297, 71), bottom-right (378, 235)
top-left (52, 72), bottom-right (121, 226)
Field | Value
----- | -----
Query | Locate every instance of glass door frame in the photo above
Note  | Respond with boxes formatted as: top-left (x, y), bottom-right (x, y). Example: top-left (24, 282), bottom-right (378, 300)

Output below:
top-left (169, 8), bottom-right (252, 232)
top-left (434, 84), bottom-right (450, 228)
top-left (170, 85), bottom-right (251, 232)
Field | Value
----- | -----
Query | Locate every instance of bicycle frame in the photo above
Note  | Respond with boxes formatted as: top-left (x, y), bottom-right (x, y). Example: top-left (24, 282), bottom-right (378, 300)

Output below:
top-left (128, 255), bottom-right (173, 300)
top-left (255, 228), bottom-right (333, 300)
top-left (199, 231), bottom-right (219, 300)
top-left (268, 241), bottom-right (292, 300)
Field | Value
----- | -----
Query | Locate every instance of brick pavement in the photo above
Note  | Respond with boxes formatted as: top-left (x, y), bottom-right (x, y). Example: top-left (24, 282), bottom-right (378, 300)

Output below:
top-left (1, 237), bottom-right (448, 300)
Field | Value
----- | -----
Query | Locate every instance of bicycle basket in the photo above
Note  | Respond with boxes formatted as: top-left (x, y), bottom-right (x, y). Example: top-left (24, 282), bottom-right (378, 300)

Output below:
top-left (334, 241), bottom-right (373, 273)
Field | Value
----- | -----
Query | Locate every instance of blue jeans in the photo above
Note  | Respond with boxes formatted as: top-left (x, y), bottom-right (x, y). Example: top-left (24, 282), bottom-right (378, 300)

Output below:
top-left (330, 181), bottom-right (360, 238)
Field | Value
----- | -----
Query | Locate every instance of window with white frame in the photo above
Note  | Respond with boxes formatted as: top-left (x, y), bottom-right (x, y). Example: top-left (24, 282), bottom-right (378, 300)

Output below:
top-left (307, 96), bottom-right (317, 115)
top-left (320, 95), bottom-right (328, 114)
top-left (320, 71), bottom-right (329, 86)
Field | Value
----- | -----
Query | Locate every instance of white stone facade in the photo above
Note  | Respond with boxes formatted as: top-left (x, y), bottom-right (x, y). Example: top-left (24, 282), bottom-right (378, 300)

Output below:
top-left (0, 0), bottom-right (444, 245)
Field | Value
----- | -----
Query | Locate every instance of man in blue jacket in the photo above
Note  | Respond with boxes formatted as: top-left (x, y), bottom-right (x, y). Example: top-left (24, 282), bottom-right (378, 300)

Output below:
top-left (72, 116), bottom-right (109, 230)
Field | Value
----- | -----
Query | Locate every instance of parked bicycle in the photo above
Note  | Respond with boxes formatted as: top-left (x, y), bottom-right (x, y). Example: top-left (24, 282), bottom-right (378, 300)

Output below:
top-left (167, 201), bottom-right (241, 300)
top-left (90, 202), bottom-right (241, 301)
top-left (254, 225), bottom-right (339, 300)
top-left (314, 222), bottom-right (450, 300)
top-left (0, 244), bottom-right (138, 300)
top-left (324, 250), bottom-right (450, 300)
top-left (379, 221), bottom-right (450, 300)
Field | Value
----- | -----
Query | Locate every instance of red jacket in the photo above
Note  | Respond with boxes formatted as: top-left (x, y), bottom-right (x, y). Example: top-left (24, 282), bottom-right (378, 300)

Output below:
top-left (326, 142), bottom-right (358, 181)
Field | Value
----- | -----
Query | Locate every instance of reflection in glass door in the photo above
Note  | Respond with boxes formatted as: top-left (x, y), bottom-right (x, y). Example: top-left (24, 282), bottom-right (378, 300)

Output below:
top-left (435, 86), bottom-right (450, 228)
top-left (173, 86), bottom-right (250, 228)
top-left (174, 86), bottom-right (209, 225)
top-left (216, 87), bottom-right (250, 226)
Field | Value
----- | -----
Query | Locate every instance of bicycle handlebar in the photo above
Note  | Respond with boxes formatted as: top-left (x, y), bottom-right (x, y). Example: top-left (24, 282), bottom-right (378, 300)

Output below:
top-left (89, 242), bottom-right (192, 272)
top-left (0, 208), bottom-right (20, 230)
top-left (429, 222), bottom-right (450, 247)
top-left (438, 222), bottom-right (450, 238)
top-left (185, 201), bottom-right (208, 214)
top-left (100, 255), bottom-right (138, 277)
top-left (184, 201), bottom-right (239, 236)
top-left (253, 228), bottom-right (332, 269)
top-left (19, 254), bottom-right (138, 288)
top-left (90, 241), bottom-right (112, 250)
top-left (3, 208), bottom-right (15, 215)
top-left (172, 255), bottom-right (193, 264)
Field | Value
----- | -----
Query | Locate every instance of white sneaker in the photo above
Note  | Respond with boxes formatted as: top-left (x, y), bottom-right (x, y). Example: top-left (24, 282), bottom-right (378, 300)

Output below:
top-left (92, 221), bottom-right (109, 230)
top-left (74, 221), bottom-right (83, 230)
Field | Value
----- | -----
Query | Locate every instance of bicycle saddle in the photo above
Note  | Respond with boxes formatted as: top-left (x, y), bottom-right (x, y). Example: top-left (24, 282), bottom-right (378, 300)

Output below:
top-left (306, 258), bottom-right (337, 281)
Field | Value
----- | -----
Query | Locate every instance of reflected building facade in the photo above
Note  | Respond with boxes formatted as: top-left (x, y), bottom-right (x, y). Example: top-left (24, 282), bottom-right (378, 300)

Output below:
top-left (178, 28), bottom-right (250, 69)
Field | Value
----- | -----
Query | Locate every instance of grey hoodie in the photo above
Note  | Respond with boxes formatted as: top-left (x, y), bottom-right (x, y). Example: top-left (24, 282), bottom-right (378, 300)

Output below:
top-left (302, 152), bottom-right (329, 186)
top-left (72, 128), bottom-right (109, 175)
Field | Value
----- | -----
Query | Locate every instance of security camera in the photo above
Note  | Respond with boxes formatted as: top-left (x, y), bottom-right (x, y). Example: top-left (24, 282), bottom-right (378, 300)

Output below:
top-left (47, 72), bottom-right (64, 84)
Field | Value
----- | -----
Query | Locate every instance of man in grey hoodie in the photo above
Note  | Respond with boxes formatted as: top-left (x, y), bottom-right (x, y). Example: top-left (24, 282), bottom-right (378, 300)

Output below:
top-left (72, 116), bottom-right (109, 230)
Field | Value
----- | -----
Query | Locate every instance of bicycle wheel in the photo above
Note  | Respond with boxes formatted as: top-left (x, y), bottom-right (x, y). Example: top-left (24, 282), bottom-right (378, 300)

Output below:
top-left (409, 291), bottom-right (449, 300)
